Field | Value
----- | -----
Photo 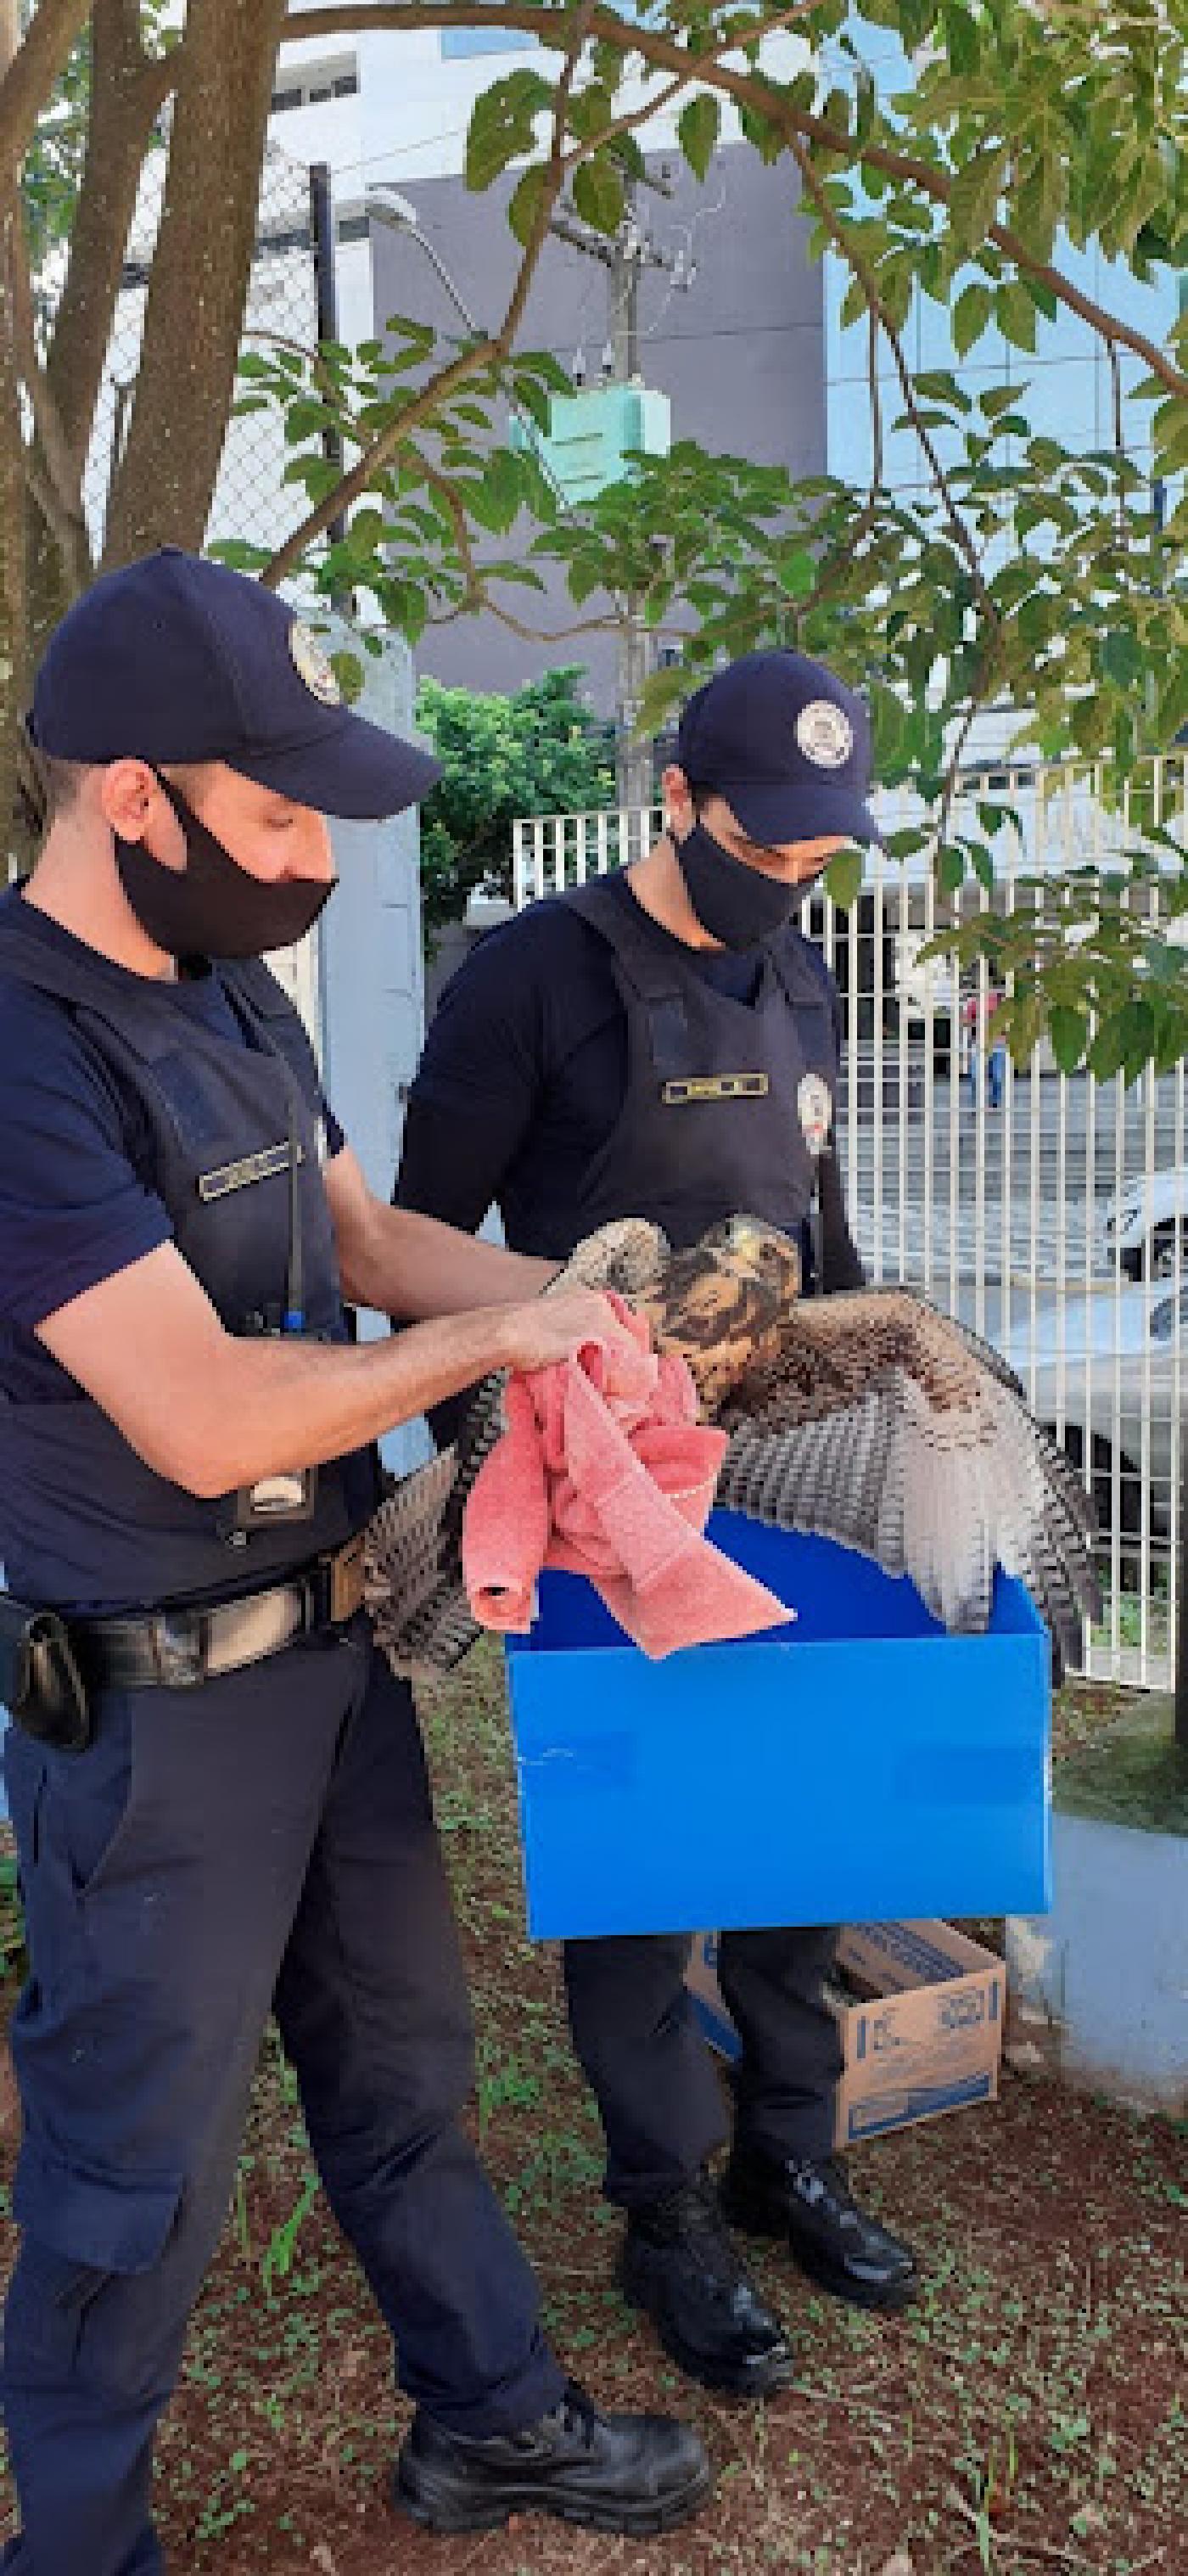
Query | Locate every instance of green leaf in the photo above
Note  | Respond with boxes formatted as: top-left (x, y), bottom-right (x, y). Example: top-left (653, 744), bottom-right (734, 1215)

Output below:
top-left (207, 539), bottom-right (272, 573)
top-left (913, 369), bottom-right (972, 413)
top-left (942, 3), bottom-right (980, 77)
top-left (1157, 659), bottom-right (1188, 744)
top-left (775, 547), bottom-right (815, 598)
top-left (1048, 1005), bottom-right (1088, 1074)
top-left (980, 381), bottom-right (1027, 422)
top-left (572, 154), bottom-right (625, 238)
top-left (952, 282), bottom-right (993, 359)
top-left (465, 70), bottom-right (553, 193)
top-left (637, 665), bottom-right (692, 734)
top-left (939, 845), bottom-right (966, 895)
top-left (1101, 628), bottom-right (1142, 687)
top-left (678, 93), bottom-right (720, 185)
top-left (283, 397), bottom-right (335, 446)
top-left (479, 449), bottom-right (524, 534)
top-left (512, 374), bottom-right (552, 434)
top-left (738, 102), bottom-right (784, 166)
top-left (997, 280), bottom-right (1038, 352)
top-left (1087, 1011), bottom-right (1130, 1080)
top-left (950, 145), bottom-right (1008, 255)
top-left (826, 845), bottom-right (864, 910)
top-left (281, 454), bottom-right (344, 501)
top-left (507, 164), bottom-right (550, 249)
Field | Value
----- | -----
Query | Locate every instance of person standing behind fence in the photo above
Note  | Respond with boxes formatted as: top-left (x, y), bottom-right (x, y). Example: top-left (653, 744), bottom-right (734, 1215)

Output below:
top-left (967, 985), bottom-right (1006, 1107)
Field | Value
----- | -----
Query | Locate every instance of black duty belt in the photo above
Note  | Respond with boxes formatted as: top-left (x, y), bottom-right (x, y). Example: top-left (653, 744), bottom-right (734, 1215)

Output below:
top-left (73, 1534), bottom-right (368, 1692)
top-left (0, 1535), bottom-right (369, 1755)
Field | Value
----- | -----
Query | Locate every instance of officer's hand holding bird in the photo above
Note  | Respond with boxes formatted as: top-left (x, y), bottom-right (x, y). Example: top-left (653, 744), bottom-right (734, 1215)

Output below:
top-left (366, 1215), bottom-right (1100, 1676)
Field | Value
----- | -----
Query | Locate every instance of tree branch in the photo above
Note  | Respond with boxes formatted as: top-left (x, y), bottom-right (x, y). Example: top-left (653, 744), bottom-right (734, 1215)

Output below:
top-left (0, 0), bottom-right (90, 182)
top-left (283, 3), bottom-right (1188, 401)
top-left (413, 446), bottom-right (631, 643)
top-left (787, 122), bottom-right (995, 629)
top-left (261, 0), bottom-right (598, 586)
top-left (11, 213), bottom-right (90, 592)
top-left (555, 0), bottom-right (825, 177)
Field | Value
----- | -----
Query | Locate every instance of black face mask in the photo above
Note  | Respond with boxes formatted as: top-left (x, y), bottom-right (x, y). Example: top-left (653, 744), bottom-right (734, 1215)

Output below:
top-left (675, 818), bottom-right (825, 953)
top-left (115, 773), bottom-right (335, 962)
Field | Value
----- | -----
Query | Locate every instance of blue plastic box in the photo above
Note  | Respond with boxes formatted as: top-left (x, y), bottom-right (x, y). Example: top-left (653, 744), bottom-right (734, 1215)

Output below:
top-left (504, 1514), bottom-right (1051, 1939)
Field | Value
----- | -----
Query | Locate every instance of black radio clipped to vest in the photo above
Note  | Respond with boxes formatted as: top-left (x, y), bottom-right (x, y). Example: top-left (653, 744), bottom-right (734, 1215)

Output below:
top-left (218, 1074), bottom-right (322, 1541)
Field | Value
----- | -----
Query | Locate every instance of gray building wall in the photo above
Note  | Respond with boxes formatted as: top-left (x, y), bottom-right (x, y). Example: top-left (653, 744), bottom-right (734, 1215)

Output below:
top-left (368, 144), bottom-right (827, 712)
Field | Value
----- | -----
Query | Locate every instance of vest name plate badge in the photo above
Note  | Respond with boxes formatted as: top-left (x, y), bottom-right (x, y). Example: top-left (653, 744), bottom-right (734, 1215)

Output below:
top-left (198, 1141), bottom-right (305, 1202)
top-left (662, 1073), bottom-right (771, 1107)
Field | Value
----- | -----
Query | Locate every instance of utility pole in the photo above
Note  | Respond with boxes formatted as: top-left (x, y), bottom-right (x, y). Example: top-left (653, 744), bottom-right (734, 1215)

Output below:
top-left (310, 162), bottom-right (348, 567)
top-left (551, 173), bottom-right (692, 819)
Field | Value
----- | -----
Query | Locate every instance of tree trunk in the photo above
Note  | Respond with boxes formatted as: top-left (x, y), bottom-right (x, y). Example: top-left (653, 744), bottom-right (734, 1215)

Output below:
top-left (102, 0), bottom-right (289, 568)
top-left (48, 2), bottom-right (176, 485)
top-left (23, 3), bottom-right (178, 686)
top-left (0, 0), bottom-right (91, 182)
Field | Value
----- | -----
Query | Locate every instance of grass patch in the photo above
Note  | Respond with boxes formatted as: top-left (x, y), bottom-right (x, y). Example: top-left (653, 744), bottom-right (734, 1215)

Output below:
top-left (1054, 1697), bottom-right (1188, 1836)
top-left (0, 1642), bottom-right (1185, 2573)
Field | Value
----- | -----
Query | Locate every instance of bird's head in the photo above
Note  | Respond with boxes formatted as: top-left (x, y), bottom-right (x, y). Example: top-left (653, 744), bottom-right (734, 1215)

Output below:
top-left (640, 1216), bottom-right (801, 1415)
top-left (701, 1216), bottom-right (802, 1304)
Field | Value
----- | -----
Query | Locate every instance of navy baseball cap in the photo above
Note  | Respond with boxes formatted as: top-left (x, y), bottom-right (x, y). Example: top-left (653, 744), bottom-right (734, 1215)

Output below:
top-left (29, 548), bottom-right (442, 820)
top-left (675, 649), bottom-right (880, 846)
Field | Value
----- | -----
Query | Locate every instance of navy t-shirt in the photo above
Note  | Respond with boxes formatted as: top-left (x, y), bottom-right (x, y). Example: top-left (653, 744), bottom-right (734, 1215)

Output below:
top-left (0, 894), bottom-right (343, 1406)
top-left (396, 875), bottom-right (864, 1288)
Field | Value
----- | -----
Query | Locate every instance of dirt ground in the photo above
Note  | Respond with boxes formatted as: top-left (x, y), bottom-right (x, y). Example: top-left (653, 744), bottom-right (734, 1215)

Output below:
top-left (1, 1655), bottom-right (1184, 2576)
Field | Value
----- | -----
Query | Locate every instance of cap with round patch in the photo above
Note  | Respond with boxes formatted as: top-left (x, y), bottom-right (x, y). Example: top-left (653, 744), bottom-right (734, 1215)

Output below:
top-left (675, 648), bottom-right (879, 848)
top-left (795, 699), bottom-right (854, 771)
top-left (30, 547), bottom-right (441, 821)
top-left (289, 618), bottom-right (343, 708)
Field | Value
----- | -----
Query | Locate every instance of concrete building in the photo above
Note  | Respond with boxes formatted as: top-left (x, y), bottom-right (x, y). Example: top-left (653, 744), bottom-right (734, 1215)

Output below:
top-left (274, 5), bottom-right (828, 712)
top-left (272, 4), bottom-right (1179, 746)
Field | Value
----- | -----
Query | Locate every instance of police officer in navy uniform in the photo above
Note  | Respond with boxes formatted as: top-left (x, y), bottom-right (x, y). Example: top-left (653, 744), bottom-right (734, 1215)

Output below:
top-left (0, 551), bottom-right (712, 2575)
top-left (395, 651), bottom-right (920, 2399)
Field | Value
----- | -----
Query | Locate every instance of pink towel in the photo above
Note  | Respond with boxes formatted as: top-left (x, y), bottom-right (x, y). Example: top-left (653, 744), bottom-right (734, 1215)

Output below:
top-left (462, 1298), bottom-right (793, 1658)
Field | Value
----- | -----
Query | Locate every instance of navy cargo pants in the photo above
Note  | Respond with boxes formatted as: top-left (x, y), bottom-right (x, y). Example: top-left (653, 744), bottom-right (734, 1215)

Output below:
top-left (563, 1923), bottom-right (843, 2204)
top-left (0, 1618), bottom-right (563, 2576)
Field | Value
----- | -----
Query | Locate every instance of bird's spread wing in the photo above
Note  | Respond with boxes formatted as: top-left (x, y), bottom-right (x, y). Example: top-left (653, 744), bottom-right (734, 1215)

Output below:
top-left (711, 1283), bottom-right (1101, 1666)
top-left (364, 1221), bottom-right (675, 1675)
top-left (365, 1215), bottom-right (1101, 1680)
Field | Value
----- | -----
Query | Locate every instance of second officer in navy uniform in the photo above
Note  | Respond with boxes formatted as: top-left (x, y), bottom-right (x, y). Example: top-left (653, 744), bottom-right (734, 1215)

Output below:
top-left (0, 551), bottom-right (711, 2574)
top-left (396, 651), bottom-right (920, 2399)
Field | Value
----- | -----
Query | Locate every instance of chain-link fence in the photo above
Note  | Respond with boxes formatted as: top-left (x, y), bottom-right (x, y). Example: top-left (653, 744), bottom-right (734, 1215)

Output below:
top-left (52, 133), bottom-right (327, 1034)
top-left (82, 132), bottom-right (321, 563)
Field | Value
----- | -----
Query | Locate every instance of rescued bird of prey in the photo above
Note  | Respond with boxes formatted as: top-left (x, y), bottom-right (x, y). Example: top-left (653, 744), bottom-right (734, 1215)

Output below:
top-left (365, 1215), bottom-right (1101, 1676)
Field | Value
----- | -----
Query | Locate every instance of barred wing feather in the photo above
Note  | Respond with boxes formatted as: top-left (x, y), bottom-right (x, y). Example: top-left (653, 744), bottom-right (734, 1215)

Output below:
top-left (714, 1288), bottom-right (1101, 1667)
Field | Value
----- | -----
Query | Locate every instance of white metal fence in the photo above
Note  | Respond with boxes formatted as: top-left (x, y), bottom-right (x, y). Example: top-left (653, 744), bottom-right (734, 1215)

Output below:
top-left (514, 758), bottom-right (1188, 1692)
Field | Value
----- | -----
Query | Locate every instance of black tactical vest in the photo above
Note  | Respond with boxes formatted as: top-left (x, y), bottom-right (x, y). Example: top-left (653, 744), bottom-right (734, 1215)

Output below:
top-left (501, 874), bottom-right (841, 1260)
top-left (0, 900), bottom-right (378, 1614)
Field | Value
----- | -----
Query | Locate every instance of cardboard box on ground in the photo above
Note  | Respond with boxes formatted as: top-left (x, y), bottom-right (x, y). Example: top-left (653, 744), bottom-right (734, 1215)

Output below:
top-left (686, 1921), bottom-right (1006, 2148)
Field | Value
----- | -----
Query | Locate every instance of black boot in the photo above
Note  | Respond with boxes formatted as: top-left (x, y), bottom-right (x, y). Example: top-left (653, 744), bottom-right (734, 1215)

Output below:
top-left (721, 2143), bottom-right (918, 2311)
top-left (620, 2174), bottom-right (796, 2397)
top-left (395, 2379), bottom-right (712, 2535)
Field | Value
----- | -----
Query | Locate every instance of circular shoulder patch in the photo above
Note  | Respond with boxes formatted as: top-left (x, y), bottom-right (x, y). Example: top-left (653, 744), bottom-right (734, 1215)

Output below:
top-left (797, 1070), bottom-right (833, 1159)
top-left (289, 619), bottom-right (342, 707)
top-left (796, 699), bottom-right (854, 770)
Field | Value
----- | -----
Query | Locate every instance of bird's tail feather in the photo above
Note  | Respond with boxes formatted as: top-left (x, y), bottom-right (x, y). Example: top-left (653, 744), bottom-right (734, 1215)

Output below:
top-left (365, 1449), bottom-right (482, 1676)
